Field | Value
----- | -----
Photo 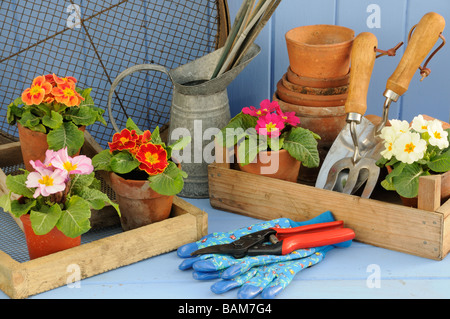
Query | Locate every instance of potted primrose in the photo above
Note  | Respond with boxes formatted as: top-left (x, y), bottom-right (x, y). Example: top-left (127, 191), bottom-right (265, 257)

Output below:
top-left (0, 147), bottom-right (119, 259)
top-left (376, 115), bottom-right (450, 207)
top-left (92, 118), bottom-right (191, 231)
top-left (6, 74), bottom-right (106, 171)
top-left (216, 99), bottom-right (320, 182)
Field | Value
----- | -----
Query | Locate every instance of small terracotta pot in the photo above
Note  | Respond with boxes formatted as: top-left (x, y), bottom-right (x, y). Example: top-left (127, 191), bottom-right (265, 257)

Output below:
top-left (274, 94), bottom-right (346, 182)
top-left (20, 213), bottom-right (81, 260)
top-left (109, 172), bottom-right (174, 231)
top-left (276, 79), bottom-right (347, 107)
top-left (18, 123), bottom-right (85, 172)
top-left (282, 73), bottom-right (348, 96)
top-left (286, 67), bottom-right (350, 88)
top-left (236, 147), bottom-right (301, 182)
top-left (286, 25), bottom-right (354, 79)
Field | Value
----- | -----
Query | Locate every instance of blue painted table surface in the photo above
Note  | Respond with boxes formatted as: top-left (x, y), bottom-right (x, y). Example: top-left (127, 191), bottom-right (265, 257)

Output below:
top-left (1, 197), bottom-right (450, 300)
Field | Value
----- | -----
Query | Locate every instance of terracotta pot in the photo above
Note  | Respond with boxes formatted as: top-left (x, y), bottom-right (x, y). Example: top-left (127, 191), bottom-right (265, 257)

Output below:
top-left (276, 80), bottom-right (347, 107)
top-left (20, 213), bottom-right (81, 260)
top-left (386, 166), bottom-right (450, 208)
top-left (18, 123), bottom-right (85, 172)
top-left (282, 73), bottom-right (348, 96)
top-left (286, 67), bottom-right (350, 88)
top-left (274, 94), bottom-right (346, 183)
top-left (285, 25), bottom-right (354, 79)
top-left (109, 172), bottom-right (174, 231)
top-left (236, 147), bottom-right (301, 183)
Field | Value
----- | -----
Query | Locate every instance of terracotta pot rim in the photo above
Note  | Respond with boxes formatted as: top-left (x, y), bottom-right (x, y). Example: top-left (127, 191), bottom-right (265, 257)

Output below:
top-left (285, 24), bottom-right (355, 48)
top-left (287, 67), bottom-right (350, 83)
top-left (282, 73), bottom-right (348, 96)
top-left (276, 80), bottom-right (347, 107)
top-left (273, 93), bottom-right (346, 117)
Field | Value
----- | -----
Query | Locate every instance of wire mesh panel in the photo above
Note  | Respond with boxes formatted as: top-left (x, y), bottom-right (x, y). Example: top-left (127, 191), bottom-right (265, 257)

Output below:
top-left (0, 0), bottom-right (229, 147)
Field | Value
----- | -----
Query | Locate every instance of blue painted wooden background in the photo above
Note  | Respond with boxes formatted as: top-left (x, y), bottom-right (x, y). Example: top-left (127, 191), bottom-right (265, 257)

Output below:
top-left (227, 0), bottom-right (450, 123)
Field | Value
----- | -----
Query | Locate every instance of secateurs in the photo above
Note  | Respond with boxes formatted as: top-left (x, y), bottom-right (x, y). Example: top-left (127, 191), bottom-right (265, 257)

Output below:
top-left (191, 220), bottom-right (355, 258)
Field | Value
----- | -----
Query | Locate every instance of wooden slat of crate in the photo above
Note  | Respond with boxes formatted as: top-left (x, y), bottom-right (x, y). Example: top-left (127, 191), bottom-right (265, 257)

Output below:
top-left (209, 141), bottom-right (450, 260)
top-left (0, 131), bottom-right (208, 299)
top-left (0, 196), bottom-right (206, 299)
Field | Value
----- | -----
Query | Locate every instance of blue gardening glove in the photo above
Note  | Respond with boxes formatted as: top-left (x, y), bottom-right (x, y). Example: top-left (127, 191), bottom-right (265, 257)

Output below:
top-left (177, 211), bottom-right (337, 271)
top-left (210, 245), bottom-right (334, 299)
top-left (191, 247), bottom-right (318, 280)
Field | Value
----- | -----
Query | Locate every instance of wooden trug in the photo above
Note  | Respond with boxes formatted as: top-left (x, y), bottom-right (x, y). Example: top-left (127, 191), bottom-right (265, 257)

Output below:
top-left (0, 131), bottom-right (208, 299)
top-left (209, 138), bottom-right (450, 261)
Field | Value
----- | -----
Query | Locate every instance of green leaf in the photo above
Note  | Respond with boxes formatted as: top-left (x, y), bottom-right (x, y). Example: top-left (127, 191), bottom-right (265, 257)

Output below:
top-left (6, 173), bottom-right (34, 198)
top-left (170, 136), bottom-right (191, 151)
top-left (150, 126), bottom-right (163, 145)
top-left (17, 109), bottom-right (41, 129)
top-left (7, 103), bottom-right (23, 125)
top-left (110, 151), bottom-right (140, 174)
top-left (77, 187), bottom-right (120, 216)
top-left (428, 149), bottom-right (450, 173)
top-left (57, 196), bottom-right (91, 238)
top-left (126, 118), bottom-right (144, 135)
top-left (10, 199), bottom-right (36, 218)
top-left (42, 110), bottom-right (63, 129)
top-left (283, 127), bottom-right (320, 168)
top-left (77, 88), bottom-right (95, 108)
top-left (65, 105), bottom-right (98, 126)
top-left (47, 121), bottom-right (85, 155)
top-left (30, 204), bottom-right (62, 235)
top-left (0, 193), bottom-right (12, 213)
top-left (216, 112), bottom-right (257, 147)
top-left (69, 172), bottom-right (96, 194)
top-left (92, 150), bottom-right (113, 171)
top-left (237, 134), bottom-right (267, 166)
top-left (148, 162), bottom-right (186, 196)
top-left (392, 163), bottom-right (426, 198)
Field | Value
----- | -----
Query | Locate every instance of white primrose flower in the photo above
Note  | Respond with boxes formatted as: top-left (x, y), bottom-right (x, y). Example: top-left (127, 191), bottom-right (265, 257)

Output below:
top-left (380, 126), bottom-right (398, 160)
top-left (389, 119), bottom-right (410, 135)
top-left (392, 131), bottom-right (427, 164)
top-left (427, 119), bottom-right (449, 149)
top-left (411, 115), bottom-right (431, 133)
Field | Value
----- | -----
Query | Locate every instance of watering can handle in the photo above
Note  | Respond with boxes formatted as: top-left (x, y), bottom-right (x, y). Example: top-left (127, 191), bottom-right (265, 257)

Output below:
top-left (107, 64), bottom-right (173, 133)
top-left (344, 32), bottom-right (378, 117)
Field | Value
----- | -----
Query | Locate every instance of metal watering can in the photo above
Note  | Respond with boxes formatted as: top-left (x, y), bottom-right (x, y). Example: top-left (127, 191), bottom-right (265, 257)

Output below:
top-left (108, 43), bottom-right (261, 198)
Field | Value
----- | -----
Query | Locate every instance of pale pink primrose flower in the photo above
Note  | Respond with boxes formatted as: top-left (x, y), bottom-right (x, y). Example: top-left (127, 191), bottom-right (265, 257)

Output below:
top-left (50, 147), bottom-right (94, 175)
top-left (26, 167), bottom-right (67, 198)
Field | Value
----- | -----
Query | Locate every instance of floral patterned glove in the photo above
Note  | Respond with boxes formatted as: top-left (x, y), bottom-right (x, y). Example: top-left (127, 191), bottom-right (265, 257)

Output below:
top-left (210, 245), bottom-right (333, 299)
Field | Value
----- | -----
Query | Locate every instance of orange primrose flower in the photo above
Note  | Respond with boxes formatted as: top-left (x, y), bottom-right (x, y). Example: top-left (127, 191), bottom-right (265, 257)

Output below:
top-left (51, 82), bottom-right (84, 107)
top-left (21, 75), bottom-right (53, 105)
top-left (135, 143), bottom-right (169, 175)
top-left (53, 74), bottom-right (77, 88)
top-left (108, 129), bottom-right (139, 152)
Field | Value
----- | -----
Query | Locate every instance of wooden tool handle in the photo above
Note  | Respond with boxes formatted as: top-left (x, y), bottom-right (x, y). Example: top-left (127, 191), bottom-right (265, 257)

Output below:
top-left (386, 12), bottom-right (445, 96)
top-left (345, 32), bottom-right (378, 116)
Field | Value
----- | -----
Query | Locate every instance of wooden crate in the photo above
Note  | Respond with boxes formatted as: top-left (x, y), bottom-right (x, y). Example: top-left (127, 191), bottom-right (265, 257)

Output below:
top-left (209, 142), bottom-right (450, 261)
top-left (0, 132), bottom-right (208, 299)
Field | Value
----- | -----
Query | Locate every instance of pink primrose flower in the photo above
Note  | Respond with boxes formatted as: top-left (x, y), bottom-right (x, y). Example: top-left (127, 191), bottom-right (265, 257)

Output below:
top-left (26, 166), bottom-right (67, 198)
top-left (255, 113), bottom-right (285, 137)
top-left (277, 109), bottom-right (300, 127)
top-left (50, 147), bottom-right (94, 176)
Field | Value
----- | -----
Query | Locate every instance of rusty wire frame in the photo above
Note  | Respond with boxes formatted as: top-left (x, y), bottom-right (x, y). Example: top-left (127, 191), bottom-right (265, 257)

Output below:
top-left (0, 0), bottom-right (229, 147)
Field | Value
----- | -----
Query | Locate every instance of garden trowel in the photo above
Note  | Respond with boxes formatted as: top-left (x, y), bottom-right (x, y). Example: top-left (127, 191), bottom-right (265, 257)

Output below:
top-left (315, 12), bottom-right (445, 198)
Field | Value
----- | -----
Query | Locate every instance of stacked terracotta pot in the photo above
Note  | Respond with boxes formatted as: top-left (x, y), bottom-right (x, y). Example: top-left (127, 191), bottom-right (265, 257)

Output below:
top-left (274, 24), bottom-right (355, 183)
